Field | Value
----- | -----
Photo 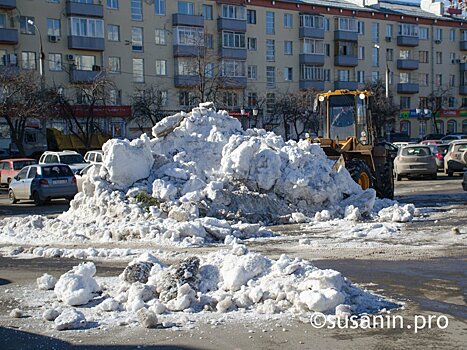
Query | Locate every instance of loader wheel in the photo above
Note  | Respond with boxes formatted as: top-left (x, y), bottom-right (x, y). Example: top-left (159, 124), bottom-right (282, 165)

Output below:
top-left (376, 162), bottom-right (395, 200)
top-left (346, 159), bottom-right (374, 190)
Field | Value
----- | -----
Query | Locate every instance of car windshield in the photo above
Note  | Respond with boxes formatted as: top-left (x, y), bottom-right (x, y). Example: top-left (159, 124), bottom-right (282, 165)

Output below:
top-left (60, 154), bottom-right (86, 164)
top-left (13, 160), bottom-right (37, 170)
top-left (402, 147), bottom-right (431, 156)
top-left (42, 165), bottom-right (73, 178)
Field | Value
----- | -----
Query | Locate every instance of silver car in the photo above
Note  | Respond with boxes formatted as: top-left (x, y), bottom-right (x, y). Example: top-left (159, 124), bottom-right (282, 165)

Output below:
top-left (9, 164), bottom-right (78, 206)
top-left (394, 145), bottom-right (437, 181)
top-left (444, 141), bottom-right (467, 176)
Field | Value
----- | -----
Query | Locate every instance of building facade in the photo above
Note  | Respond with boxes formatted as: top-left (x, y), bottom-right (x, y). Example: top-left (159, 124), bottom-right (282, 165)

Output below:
top-left (1, 0), bottom-right (467, 140)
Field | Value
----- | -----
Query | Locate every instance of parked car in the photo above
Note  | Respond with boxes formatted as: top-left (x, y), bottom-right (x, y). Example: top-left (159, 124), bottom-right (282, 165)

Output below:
top-left (417, 133), bottom-right (445, 142)
top-left (0, 149), bottom-right (10, 160)
top-left (420, 140), bottom-right (443, 145)
top-left (463, 171), bottom-right (467, 191)
top-left (376, 141), bottom-right (398, 160)
top-left (8, 164), bottom-right (78, 205)
top-left (393, 141), bottom-right (416, 148)
top-left (84, 150), bottom-right (103, 164)
top-left (388, 132), bottom-right (411, 143)
top-left (75, 164), bottom-right (101, 192)
top-left (0, 158), bottom-right (37, 186)
top-left (440, 134), bottom-right (467, 143)
top-left (39, 150), bottom-right (88, 174)
top-left (434, 144), bottom-right (449, 171)
top-left (444, 141), bottom-right (467, 176)
top-left (394, 145), bottom-right (437, 181)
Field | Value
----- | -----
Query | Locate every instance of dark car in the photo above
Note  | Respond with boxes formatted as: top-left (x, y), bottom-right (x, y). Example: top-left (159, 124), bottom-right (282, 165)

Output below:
top-left (388, 133), bottom-right (411, 143)
top-left (417, 134), bottom-right (445, 142)
top-left (376, 141), bottom-right (398, 160)
top-left (433, 144), bottom-right (449, 170)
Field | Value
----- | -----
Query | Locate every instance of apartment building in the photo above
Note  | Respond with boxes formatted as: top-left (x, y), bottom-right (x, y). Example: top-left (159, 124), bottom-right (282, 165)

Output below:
top-left (1, 0), bottom-right (467, 140)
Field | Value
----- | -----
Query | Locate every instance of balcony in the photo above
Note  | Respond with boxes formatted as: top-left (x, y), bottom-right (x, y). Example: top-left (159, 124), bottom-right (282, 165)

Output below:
top-left (66, 1), bottom-right (103, 18)
top-left (217, 18), bottom-right (247, 32)
top-left (397, 36), bottom-right (419, 47)
top-left (397, 83), bottom-right (419, 94)
top-left (460, 41), bottom-right (467, 51)
top-left (70, 69), bottom-right (102, 84)
top-left (172, 14), bottom-right (204, 27)
top-left (0, 0), bottom-right (16, 9)
top-left (222, 77), bottom-right (247, 89)
top-left (174, 75), bottom-right (200, 88)
top-left (459, 86), bottom-right (467, 95)
top-left (460, 62), bottom-right (467, 71)
top-left (173, 45), bottom-right (205, 57)
top-left (299, 54), bottom-right (325, 66)
top-left (334, 81), bottom-right (358, 90)
top-left (299, 27), bottom-right (325, 39)
top-left (68, 36), bottom-right (105, 51)
top-left (397, 59), bottom-right (419, 70)
top-left (334, 31), bottom-right (358, 41)
top-left (334, 55), bottom-right (358, 67)
top-left (299, 80), bottom-right (324, 91)
top-left (0, 28), bottom-right (18, 44)
top-left (219, 47), bottom-right (247, 60)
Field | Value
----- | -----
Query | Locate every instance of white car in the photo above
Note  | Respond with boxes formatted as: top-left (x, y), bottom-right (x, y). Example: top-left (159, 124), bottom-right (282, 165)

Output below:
top-left (75, 164), bottom-right (101, 192)
top-left (39, 151), bottom-right (88, 174)
top-left (84, 150), bottom-right (103, 164)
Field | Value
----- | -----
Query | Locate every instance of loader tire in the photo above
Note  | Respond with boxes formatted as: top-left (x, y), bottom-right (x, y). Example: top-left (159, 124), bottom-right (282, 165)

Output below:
top-left (376, 161), bottom-right (394, 200)
top-left (346, 159), bottom-right (374, 190)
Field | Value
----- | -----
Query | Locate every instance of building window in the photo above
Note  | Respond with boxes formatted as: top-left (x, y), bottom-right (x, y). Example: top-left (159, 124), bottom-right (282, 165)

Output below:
top-left (131, 0), bottom-right (143, 20)
top-left (266, 11), bottom-right (275, 34)
top-left (47, 19), bottom-right (61, 37)
top-left (337, 17), bottom-right (357, 32)
top-left (436, 52), bottom-right (442, 64)
top-left (284, 13), bottom-right (293, 29)
top-left (247, 37), bottom-right (257, 51)
top-left (179, 91), bottom-right (195, 108)
top-left (337, 70), bottom-right (351, 82)
top-left (449, 74), bottom-right (456, 87)
top-left (48, 53), bottom-right (62, 71)
top-left (205, 33), bottom-right (213, 49)
top-left (222, 31), bottom-right (246, 48)
top-left (435, 28), bottom-right (442, 41)
top-left (175, 26), bottom-right (204, 46)
top-left (178, 1), bottom-right (194, 15)
top-left (357, 21), bottom-right (364, 35)
top-left (400, 72), bottom-right (410, 84)
top-left (386, 24), bottom-right (393, 38)
top-left (221, 4), bottom-right (246, 20)
top-left (133, 58), bottom-right (144, 82)
top-left (386, 48), bottom-right (393, 61)
top-left (284, 67), bottom-right (293, 81)
top-left (204, 63), bottom-right (214, 78)
top-left (21, 51), bottom-right (36, 70)
top-left (70, 17), bottom-right (104, 38)
top-left (358, 46), bottom-right (364, 60)
top-left (450, 28), bottom-right (456, 42)
top-left (372, 22), bottom-right (379, 43)
top-left (450, 52), bottom-right (456, 64)
top-left (107, 24), bottom-right (120, 41)
top-left (20, 16), bottom-right (35, 35)
top-left (335, 41), bottom-right (357, 57)
top-left (371, 71), bottom-right (379, 82)
top-left (419, 50), bottom-right (428, 63)
top-left (247, 92), bottom-right (258, 107)
top-left (107, 0), bottom-right (118, 10)
top-left (155, 0), bottom-right (165, 16)
top-left (155, 59), bottom-right (167, 76)
top-left (447, 120), bottom-right (457, 134)
top-left (132, 27), bottom-right (143, 52)
top-left (0, 14), bottom-right (5, 29)
top-left (399, 49), bottom-right (410, 59)
top-left (109, 89), bottom-right (122, 105)
top-left (357, 71), bottom-right (364, 83)
top-left (435, 74), bottom-right (442, 85)
top-left (155, 29), bottom-right (166, 45)
top-left (303, 38), bottom-right (324, 54)
top-left (247, 9), bottom-right (256, 24)
top-left (419, 73), bottom-right (429, 86)
top-left (448, 97), bottom-right (456, 108)
top-left (108, 56), bottom-right (121, 73)
top-left (419, 97), bottom-right (428, 109)
top-left (398, 23), bottom-right (419, 37)
top-left (324, 18), bottom-right (330, 31)
top-left (325, 43), bottom-right (330, 56)
top-left (300, 15), bottom-right (324, 29)
top-left (247, 65), bottom-right (257, 80)
top-left (75, 55), bottom-right (95, 71)
top-left (419, 27), bottom-right (429, 40)
top-left (266, 39), bottom-right (275, 61)
top-left (221, 60), bottom-right (246, 77)
top-left (266, 66), bottom-right (275, 88)
top-left (266, 93), bottom-right (275, 114)
top-left (400, 96), bottom-right (411, 109)
top-left (400, 120), bottom-right (411, 135)
top-left (176, 58), bottom-right (197, 75)
top-left (223, 92), bottom-right (238, 108)
top-left (202, 4), bottom-right (213, 20)
top-left (301, 65), bottom-right (324, 81)
top-left (284, 41), bottom-right (293, 55)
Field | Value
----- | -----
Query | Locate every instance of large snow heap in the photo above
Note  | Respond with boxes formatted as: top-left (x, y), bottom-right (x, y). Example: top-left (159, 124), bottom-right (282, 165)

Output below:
top-left (1, 103), bottom-right (380, 245)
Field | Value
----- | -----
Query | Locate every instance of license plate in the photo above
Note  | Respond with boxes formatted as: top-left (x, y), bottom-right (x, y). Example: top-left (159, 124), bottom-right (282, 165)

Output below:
top-left (53, 179), bottom-right (67, 184)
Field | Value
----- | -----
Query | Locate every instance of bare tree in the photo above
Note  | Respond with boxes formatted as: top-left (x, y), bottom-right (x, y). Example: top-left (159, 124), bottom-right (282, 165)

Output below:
top-left (0, 69), bottom-right (57, 156)
top-left (54, 74), bottom-right (116, 151)
top-left (425, 85), bottom-right (453, 134)
top-left (130, 85), bottom-right (167, 133)
top-left (273, 89), bottom-right (320, 141)
top-left (364, 79), bottom-right (399, 138)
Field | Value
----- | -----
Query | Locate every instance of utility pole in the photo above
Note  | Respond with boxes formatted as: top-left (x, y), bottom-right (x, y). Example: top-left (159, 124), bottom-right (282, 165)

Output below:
top-left (28, 19), bottom-right (45, 89)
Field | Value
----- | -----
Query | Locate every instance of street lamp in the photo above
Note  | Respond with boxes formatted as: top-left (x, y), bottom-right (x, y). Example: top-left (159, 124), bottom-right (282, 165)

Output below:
top-left (27, 19), bottom-right (45, 88)
top-left (252, 108), bottom-right (259, 129)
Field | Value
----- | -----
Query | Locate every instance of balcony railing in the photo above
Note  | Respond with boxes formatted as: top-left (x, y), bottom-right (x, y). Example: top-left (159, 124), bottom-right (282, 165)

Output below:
top-left (0, 0), bottom-right (16, 9)
top-left (217, 18), bottom-right (247, 32)
top-left (334, 31), bottom-right (358, 41)
top-left (174, 75), bottom-right (200, 88)
top-left (70, 69), bottom-right (102, 84)
top-left (397, 35), bottom-right (419, 47)
top-left (460, 41), bottom-right (467, 51)
top-left (299, 54), bottom-right (325, 66)
top-left (397, 83), bottom-right (419, 94)
top-left (0, 28), bottom-right (18, 44)
top-left (334, 55), bottom-right (358, 67)
top-left (68, 36), bottom-right (105, 51)
top-left (172, 14), bottom-right (204, 27)
top-left (65, 1), bottom-right (103, 18)
top-left (459, 85), bottom-right (467, 95)
top-left (222, 77), bottom-right (247, 89)
top-left (219, 47), bottom-right (247, 60)
top-left (397, 59), bottom-right (419, 70)
top-left (299, 27), bottom-right (325, 39)
top-left (334, 81), bottom-right (358, 90)
top-left (299, 80), bottom-right (324, 91)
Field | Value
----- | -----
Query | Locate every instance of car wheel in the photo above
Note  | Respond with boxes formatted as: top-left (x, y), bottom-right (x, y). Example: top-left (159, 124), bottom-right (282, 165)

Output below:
top-left (8, 190), bottom-right (17, 204)
top-left (447, 170), bottom-right (454, 177)
top-left (431, 173), bottom-right (438, 180)
top-left (396, 174), bottom-right (402, 181)
top-left (33, 191), bottom-right (43, 206)
top-left (7, 178), bottom-right (11, 184)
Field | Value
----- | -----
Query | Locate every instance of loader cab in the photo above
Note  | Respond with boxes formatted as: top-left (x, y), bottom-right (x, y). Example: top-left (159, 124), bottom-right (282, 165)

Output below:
top-left (315, 90), bottom-right (372, 145)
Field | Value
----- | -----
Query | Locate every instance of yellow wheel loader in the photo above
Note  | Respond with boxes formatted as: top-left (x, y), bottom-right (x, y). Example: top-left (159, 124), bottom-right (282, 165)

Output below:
top-left (314, 89), bottom-right (394, 199)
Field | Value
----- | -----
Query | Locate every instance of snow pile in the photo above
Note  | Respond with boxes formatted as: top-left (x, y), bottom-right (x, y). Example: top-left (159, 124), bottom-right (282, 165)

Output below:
top-left (54, 262), bottom-right (101, 306)
top-left (34, 249), bottom-right (397, 330)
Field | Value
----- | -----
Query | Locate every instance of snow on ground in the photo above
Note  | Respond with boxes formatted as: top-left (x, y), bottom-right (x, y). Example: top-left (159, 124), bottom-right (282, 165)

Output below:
top-left (8, 247), bottom-right (399, 331)
top-left (0, 104), bottom-right (419, 248)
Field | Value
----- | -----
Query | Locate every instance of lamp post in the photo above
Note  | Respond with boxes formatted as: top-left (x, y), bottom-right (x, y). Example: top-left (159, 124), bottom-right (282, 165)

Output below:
top-left (240, 107), bottom-right (246, 129)
top-left (252, 108), bottom-right (258, 129)
top-left (27, 19), bottom-right (45, 89)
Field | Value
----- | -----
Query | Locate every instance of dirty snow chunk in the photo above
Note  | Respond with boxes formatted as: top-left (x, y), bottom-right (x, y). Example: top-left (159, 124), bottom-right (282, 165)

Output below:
top-left (37, 273), bottom-right (57, 290)
top-left (10, 309), bottom-right (23, 318)
top-left (220, 253), bottom-right (270, 291)
top-left (43, 308), bottom-right (60, 321)
top-left (152, 112), bottom-right (185, 138)
top-left (378, 204), bottom-right (418, 222)
top-left (308, 269), bottom-right (344, 290)
top-left (149, 302), bottom-right (166, 315)
top-left (198, 218), bottom-right (232, 240)
top-left (121, 261), bottom-right (154, 284)
top-left (54, 309), bottom-right (87, 331)
top-left (102, 135), bottom-right (154, 189)
top-left (345, 205), bottom-right (361, 221)
top-left (152, 179), bottom-right (177, 201)
top-left (54, 262), bottom-right (100, 306)
top-left (299, 288), bottom-right (345, 312)
top-left (99, 298), bottom-right (120, 312)
top-left (315, 210), bottom-right (332, 221)
top-left (137, 308), bottom-right (158, 328)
